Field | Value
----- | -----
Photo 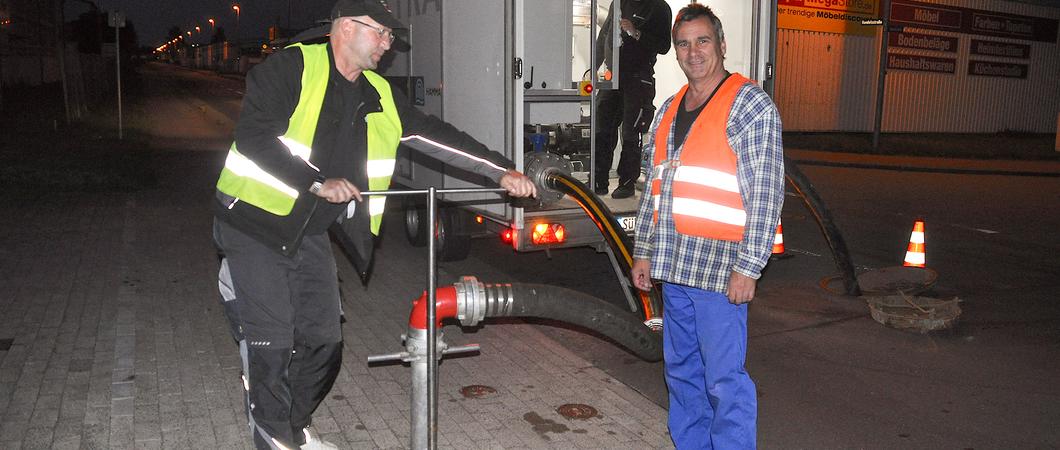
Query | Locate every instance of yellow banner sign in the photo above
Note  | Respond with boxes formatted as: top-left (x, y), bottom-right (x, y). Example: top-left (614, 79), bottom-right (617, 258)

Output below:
top-left (778, 0), bottom-right (881, 36)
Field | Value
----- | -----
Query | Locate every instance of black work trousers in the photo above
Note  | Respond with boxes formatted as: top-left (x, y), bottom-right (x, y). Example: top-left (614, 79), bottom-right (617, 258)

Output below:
top-left (214, 219), bottom-right (343, 449)
top-left (593, 74), bottom-right (657, 190)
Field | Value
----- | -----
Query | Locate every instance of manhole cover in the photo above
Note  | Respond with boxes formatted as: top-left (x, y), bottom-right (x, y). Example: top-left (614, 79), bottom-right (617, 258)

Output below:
top-left (459, 385), bottom-right (497, 398)
top-left (557, 403), bottom-right (597, 419)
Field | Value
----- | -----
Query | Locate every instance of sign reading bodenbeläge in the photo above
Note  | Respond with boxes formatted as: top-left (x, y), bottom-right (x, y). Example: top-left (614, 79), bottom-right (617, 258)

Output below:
top-left (889, 31), bottom-right (959, 53)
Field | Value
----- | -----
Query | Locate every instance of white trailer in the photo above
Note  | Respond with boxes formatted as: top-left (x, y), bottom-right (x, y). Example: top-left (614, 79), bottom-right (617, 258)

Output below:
top-left (384, 0), bottom-right (777, 281)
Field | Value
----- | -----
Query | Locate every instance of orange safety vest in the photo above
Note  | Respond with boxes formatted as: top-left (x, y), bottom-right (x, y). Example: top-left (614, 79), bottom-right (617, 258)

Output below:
top-left (651, 73), bottom-right (751, 242)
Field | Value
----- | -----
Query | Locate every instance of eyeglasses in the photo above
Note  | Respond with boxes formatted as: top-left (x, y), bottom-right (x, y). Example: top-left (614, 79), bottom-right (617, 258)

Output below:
top-left (347, 18), bottom-right (396, 44)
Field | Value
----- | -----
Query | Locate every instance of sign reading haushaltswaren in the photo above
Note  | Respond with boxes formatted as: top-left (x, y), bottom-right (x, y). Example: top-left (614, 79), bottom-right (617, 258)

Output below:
top-left (970, 39), bottom-right (1031, 59)
top-left (888, 31), bottom-right (959, 53)
top-left (887, 53), bottom-right (957, 74)
top-left (968, 60), bottom-right (1028, 78)
top-left (778, 0), bottom-right (881, 36)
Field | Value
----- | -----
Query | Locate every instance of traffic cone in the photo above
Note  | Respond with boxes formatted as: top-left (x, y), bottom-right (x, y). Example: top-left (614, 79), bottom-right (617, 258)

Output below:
top-left (903, 219), bottom-right (926, 267)
top-left (772, 221), bottom-right (785, 255)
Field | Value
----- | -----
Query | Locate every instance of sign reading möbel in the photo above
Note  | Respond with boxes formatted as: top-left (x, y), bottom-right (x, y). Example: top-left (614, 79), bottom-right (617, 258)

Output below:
top-left (778, 0), bottom-right (880, 36)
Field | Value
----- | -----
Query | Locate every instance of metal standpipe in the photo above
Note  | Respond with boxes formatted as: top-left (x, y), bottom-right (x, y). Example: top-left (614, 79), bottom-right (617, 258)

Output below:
top-left (362, 186), bottom-right (506, 450)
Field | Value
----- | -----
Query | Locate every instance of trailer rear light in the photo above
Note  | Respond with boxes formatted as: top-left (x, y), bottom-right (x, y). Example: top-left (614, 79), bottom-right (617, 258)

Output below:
top-left (475, 215), bottom-right (484, 224)
top-left (531, 223), bottom-right (566, 245)
top-left (500, 228), bottom-right (514, 244)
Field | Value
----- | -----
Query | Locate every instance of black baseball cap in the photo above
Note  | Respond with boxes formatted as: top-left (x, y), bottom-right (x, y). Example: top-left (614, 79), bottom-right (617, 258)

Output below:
top-left (331, 0), bottom-right (405, 30)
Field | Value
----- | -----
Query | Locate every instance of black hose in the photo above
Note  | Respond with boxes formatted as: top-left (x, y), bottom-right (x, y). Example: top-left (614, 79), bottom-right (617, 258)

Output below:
top-left (544, 171), bottom-right (663, 325)
top-left (491, 283), bottom-right (663, 362)
top-left (784, 159), bottom-right (862, 296)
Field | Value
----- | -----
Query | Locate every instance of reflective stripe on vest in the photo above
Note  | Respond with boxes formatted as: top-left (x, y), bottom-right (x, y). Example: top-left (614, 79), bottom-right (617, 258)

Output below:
top-left (651, 73), bottom-right (751, 242)
top-left (362, 70), bottom-right (402, 234)
top-left (215, 44), bottom-right (402, 235)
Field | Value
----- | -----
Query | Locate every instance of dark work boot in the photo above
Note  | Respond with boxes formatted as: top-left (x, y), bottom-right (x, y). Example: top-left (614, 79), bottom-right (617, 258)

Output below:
top-left (594, 184), bottom-right (609, 196)
top-left (611, 179), bottom-right (636, 199)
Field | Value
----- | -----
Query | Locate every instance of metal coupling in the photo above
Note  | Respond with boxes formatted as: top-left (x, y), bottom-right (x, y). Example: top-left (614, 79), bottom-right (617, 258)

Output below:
top-left (454, 276), bottom-right (515, 326)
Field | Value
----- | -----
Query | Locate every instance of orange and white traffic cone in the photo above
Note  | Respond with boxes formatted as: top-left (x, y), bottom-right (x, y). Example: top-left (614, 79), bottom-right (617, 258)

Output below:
top-left (772, 222), bottom-right (785, 255)
top-left (903, 219), bottom-right (926, 267)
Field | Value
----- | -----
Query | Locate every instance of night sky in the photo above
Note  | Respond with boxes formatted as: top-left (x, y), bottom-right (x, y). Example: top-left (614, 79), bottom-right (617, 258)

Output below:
top-left (77, 0), bottom-right (337, 48)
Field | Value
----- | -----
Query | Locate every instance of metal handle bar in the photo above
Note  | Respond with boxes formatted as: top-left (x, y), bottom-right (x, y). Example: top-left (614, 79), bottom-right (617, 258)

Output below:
top-left (360, 187), bottom-right (508, 196)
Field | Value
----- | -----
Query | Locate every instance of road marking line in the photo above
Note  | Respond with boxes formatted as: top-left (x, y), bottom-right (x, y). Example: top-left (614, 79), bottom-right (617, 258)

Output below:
top-left (953, 224), bottom-right (1000, 234)
top-left (787, 248), bottom-right (822, 257)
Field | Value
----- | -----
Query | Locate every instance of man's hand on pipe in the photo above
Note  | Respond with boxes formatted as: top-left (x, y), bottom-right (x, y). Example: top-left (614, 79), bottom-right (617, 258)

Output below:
top-left (317, 178), bottom-right (363, 203)
top-left (500, 170), bottom-right (537, 198)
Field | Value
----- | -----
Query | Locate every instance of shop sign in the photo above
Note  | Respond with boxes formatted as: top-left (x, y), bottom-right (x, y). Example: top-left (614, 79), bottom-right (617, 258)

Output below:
top-left (968, 60), bottom-right (1028, 78)
top-left (889, 31), bottom-right (959, 53)
top-left (891, 0), bottom-right (1058, 43)
top-left (887, 53), bottom-right (956, 73)
top-left (970, 39), bottom-right (1031, 59)
top-left (778, 0), bottom-right (880, 36)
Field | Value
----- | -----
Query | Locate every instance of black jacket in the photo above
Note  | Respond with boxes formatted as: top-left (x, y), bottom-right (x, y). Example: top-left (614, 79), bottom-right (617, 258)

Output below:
top-left (595, 0), bottom-right (672, 80)
top-left (215, 43), bottom-right (515, 262)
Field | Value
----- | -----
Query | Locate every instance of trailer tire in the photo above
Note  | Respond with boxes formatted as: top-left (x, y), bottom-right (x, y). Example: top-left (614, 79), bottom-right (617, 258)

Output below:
top-left (404, 198), bottom-right (472, 261)
top-left (404, 197), bottom-right (428, 247)
top-left (437, 207), bottom-right (471, 262)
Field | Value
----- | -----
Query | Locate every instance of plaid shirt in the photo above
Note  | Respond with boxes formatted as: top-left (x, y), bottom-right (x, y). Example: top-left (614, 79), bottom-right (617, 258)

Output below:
top-left (632, 82), bottom-right (784, 293)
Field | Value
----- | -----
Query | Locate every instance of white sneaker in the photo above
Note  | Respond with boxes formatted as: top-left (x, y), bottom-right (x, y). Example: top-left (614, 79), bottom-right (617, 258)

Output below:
top-left (300, 427), bottom-right (338, 450)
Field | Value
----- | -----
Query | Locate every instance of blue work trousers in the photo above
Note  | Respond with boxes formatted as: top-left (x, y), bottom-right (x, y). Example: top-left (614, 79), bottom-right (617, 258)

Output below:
top-left (662, 283), bottom-right (757, 449)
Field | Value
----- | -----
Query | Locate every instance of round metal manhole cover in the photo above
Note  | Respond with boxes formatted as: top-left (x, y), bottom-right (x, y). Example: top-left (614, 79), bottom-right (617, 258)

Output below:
top-left (557, 403), bottom-right (598, 420)
top-left (459, 385), bottom-right (497, 398)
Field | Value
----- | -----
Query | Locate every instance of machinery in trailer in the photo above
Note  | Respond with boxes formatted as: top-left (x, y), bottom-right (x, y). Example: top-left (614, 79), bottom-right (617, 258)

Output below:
top-left (382, 0), bottom-right (778, 324)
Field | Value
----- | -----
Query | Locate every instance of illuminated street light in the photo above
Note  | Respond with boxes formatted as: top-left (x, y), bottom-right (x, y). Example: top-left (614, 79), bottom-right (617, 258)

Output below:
top-left (232, 4), bottom-right (241, 56)
top-left (195, 26), bottom-right (201, 33)
top-left (208, 18), bottom-right (215, 29)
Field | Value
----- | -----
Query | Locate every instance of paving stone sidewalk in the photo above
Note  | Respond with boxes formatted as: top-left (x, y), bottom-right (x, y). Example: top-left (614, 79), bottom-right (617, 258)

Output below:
top-left (0, 152), bottom-right (672, 449)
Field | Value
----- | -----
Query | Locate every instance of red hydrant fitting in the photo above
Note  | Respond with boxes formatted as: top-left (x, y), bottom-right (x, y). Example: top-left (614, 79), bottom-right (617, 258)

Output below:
top-left (408, 286), bottom-right (459, 330)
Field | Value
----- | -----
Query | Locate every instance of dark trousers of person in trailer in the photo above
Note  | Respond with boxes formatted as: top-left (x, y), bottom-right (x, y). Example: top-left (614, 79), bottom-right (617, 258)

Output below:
top-left (594, 72), bottom-right (656, 197)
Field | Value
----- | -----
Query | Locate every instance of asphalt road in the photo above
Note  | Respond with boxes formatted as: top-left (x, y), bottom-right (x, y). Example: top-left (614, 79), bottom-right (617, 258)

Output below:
top-left (151, 63), bottom-right (1060, 449)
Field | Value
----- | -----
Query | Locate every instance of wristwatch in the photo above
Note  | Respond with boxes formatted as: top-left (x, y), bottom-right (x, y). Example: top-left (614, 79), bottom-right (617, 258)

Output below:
top-left (309, 174), bottom-right (325, 195)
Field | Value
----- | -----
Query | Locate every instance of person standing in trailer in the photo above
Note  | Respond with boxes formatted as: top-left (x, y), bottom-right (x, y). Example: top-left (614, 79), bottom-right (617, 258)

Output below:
top-left (593, 0), bottom-right (672, 199)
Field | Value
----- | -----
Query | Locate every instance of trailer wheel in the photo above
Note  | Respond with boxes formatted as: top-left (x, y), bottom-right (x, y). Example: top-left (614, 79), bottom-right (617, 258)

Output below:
top-left (404, 197), bottom-right (428, 247)
top-left (437, 207), bottom-right (471, 262)
top-left (404, 198), bottom-right (472, 261)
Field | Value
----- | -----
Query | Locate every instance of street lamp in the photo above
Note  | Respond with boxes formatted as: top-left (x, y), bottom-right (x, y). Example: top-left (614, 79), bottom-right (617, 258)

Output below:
top-left (232, 4), bottom-right (241, 57)
top-left (208, 18), bottom-right (215, 29)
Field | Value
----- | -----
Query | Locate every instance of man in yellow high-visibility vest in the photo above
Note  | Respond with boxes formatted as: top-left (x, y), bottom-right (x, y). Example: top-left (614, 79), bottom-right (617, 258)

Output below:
top-left (212, 1), bottom-right (536, 448)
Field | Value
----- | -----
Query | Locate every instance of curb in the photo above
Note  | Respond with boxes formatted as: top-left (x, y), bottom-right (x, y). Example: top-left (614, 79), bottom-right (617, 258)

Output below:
top-left (790, 159), bottom-right (1060, 178)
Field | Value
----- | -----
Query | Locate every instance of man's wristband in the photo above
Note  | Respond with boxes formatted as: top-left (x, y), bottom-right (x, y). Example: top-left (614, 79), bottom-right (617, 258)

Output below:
top-left (309, 174), bottom-right (326, 195)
